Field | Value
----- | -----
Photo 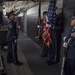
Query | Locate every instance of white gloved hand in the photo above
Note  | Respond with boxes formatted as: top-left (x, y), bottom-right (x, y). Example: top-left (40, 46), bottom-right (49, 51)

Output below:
top-left (71, 32), bottom-right (75, 37)
top-left (63, 36), bottom-right (67, 41)
top-left (46, 24), bottom-right (51, 28)
top-left (37, 25), bottom-right (40, 28)
top-left (14, 39), bottom-right (17, 43)
top-left (17, 25), bottom-right (20, 29)
top-left (63, 42), bottom-right (68, 48)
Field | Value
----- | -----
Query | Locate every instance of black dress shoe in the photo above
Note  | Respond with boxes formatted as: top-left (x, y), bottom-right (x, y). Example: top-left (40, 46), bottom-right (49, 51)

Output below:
top-left (7, 60), bottom-right (13, 63)
top-left (14, 61), bottom-right (23, 66)
top-left (55, 59), bottom-right (60, 63)
top-left (46, 60), bottom-right (55, 65)
top-left (40, 54), bottom-right (47, 57)
top-left (46, 60), bottom-right (51, 63)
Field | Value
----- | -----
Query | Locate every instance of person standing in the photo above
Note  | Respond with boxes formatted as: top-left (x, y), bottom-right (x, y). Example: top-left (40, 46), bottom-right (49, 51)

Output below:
top-left (40, 11), bottom-right (49, 57)
top-left (63, 13), bottom-right (75, 75)
top-left (6, 11), bottom-right (23, 66)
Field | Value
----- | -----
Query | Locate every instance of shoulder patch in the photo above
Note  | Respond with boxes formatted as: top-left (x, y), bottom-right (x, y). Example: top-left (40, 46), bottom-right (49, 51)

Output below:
top-left (9, 23), bottom-right (13, 28)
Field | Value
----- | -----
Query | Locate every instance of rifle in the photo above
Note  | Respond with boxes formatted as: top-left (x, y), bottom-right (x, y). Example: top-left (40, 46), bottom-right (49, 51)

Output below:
top-left (60, 48), bottom-right (67, 75)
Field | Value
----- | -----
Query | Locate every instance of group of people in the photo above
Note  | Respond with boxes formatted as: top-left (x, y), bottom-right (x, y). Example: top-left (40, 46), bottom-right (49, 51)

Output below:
top-left (6, 9), bottom-right (75, 75)
top-left (36, 10), bottom-right (61, 65)
top-left (36, 10), bottom-right (75, 75)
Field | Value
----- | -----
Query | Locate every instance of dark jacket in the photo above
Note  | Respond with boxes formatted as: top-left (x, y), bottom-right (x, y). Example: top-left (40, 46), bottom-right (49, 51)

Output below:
top-left (7, 19), bottom-right (18, 41)
top-left (65, 27), bottom-right (75, 60)
top-left (51, 15), bottom-right (61, 30)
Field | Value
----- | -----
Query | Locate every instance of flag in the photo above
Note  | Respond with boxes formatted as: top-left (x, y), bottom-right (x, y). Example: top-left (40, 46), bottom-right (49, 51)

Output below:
top-left (47, 0), bottom-right (57, 24)
top-left (35, 0), bottom-right (42, 48)
top-left (42, 0), bottom-right (57, 47)
top-left (42, 16), bottom-right (52, 47)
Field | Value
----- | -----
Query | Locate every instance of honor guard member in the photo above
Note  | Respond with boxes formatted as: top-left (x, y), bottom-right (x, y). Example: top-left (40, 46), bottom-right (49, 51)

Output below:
top-left (55, 15), bottom-right (61, 63)
top-left (40, 11), bottom-right (49, 57)
top-left (46, 14), bottom-right (57, 65)
top-left (7, 11), bottom-right (23, 65)
top-left (38, 0), bottom-right (60, 65)
top-left (63, 13), bottom-right (75, 75)
top-left (46, 6), bottom-right (61, 65)
top-left (35, 11), bottom-right (47, 48)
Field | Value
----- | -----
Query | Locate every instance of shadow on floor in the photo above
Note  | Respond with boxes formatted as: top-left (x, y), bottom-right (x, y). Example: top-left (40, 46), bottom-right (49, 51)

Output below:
top-left (18, 31), bottom-right (61, 75)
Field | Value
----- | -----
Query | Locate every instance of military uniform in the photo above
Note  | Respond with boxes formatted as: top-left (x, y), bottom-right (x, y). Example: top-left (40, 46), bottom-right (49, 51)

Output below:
top-left (64, 13), bottom-right (75, 75)
top-left (40, 19), bottom-right (49, 57)
top-left (6, 11), bottom-right (23, 65)
top-left (51, 15), bottom-right (61, 63)
top-left (36, 11), bottom-right (48, 47)
top-left (7, 19), bottom-right (18, 63)
top-left (47, 13), bottom-right (61, 65)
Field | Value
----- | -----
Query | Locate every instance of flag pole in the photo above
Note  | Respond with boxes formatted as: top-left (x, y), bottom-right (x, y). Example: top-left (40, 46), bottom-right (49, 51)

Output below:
top-left (38, 0), bottom-right (41, 25)
top-left (38, 0), bottom-right (41, 35)
top-left (35, 0), bottom-right (42, 48)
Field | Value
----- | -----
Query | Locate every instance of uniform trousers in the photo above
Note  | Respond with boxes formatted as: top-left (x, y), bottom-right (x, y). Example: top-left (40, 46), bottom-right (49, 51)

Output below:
top-left (7, 41), bottom-right (18, 63)
top-left (64, 58), bottom-right (75, 75)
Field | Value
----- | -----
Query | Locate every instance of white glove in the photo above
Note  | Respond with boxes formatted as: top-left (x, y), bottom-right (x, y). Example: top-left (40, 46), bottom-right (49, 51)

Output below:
top-left (14, 39), bottom-right (17, 43)
top-left (37, 25), bottom-right (40, 28)
top-left (63, 36), bottom-right (67, 41)
top-left (71, 32), bottom-right (75, 37)
top-left (46, 24), bottom-right (51, 28)
top-left (17, 25), bottom-right (20, 28)
top-left (63, 42), bottom-right (68, 48)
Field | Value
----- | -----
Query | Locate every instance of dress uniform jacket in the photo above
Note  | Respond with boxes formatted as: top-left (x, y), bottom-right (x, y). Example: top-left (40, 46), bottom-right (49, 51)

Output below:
top-left (64, 27), bottom-right (75, 60)
top-left (7, 19), bottom-right (18, 42)
top-left (7, 19), bottom-right (18, 63)
top-left (64, 27), bottom-right (75, 75)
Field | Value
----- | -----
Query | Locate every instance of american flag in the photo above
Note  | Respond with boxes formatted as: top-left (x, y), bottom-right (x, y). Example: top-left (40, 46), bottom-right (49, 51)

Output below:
top-left (42, 0), bottom-right (57, 47)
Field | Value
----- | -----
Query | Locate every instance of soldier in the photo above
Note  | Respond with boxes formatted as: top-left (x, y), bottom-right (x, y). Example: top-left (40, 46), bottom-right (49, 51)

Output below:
top-left (55, 14), bottom-right (61, 63)
top-left (41, 12), bottom-right (58, 65)
top-left (35, 11), bottom-right (47, 48)
top-left (40, 11), bottom-right (49, 57)
top-left (6, 11), bottom-right (23, 66)
top-left (63, 13), bottom-right (75, 75)
top-left (47, 14), bottom-right (61, 63)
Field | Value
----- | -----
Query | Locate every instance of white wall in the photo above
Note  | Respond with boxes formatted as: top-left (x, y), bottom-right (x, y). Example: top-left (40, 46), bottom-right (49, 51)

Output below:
top-left (27, 2), bottom-right (49, 16)
top-left (23, 11), bottom-right (27, 35)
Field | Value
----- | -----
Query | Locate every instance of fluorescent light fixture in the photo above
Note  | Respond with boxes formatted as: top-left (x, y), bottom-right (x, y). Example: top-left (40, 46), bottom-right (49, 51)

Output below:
top-left (18, 13), bottom-right (23, 16)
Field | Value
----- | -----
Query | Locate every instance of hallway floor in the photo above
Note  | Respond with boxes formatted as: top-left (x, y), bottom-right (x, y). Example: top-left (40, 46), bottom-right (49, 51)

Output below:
top-left (3, 31), bottom-right (61, 75)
